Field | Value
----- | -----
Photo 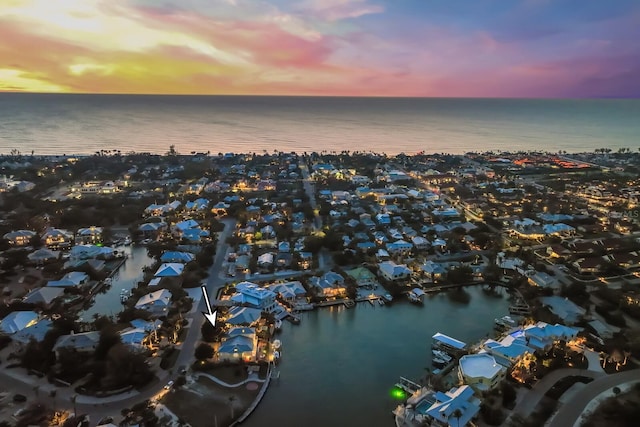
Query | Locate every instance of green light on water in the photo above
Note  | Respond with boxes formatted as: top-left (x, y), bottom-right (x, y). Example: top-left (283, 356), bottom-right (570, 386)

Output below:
top-left (96, 243), bottom-right (103, 247)
top-left (390, 387), bottom-right (406, 400)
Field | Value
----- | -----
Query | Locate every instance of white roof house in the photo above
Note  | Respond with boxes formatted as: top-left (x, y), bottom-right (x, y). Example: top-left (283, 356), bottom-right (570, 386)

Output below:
top-left (230, 282), bottom-right (278, 312)
top-left (23, 287), bottom-right (64, 307)
top-left (135, 289), bottom-right (172, 315)
top-left (378, 261), bottom-right (411, 281)
top-left (458, 354), bottom-right (506, 392)
top-left (53, 331), bottom-right (101, 355)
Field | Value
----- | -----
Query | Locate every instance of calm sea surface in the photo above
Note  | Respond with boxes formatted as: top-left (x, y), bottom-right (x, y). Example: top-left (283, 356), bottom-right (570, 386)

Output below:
top-left (0, 94), bottom-right (638, 155)
top-left (244, 288), bottom-right (511, 427)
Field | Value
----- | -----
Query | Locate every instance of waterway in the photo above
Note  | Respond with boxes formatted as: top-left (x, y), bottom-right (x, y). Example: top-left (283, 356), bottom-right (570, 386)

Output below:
top-left (79, 245), bottom-right (154, 320)
top-left (245, 287), bottom-right (511, 427)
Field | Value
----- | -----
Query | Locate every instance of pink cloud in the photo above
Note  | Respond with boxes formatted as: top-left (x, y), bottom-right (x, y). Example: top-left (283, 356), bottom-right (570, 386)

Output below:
top-left (296, 0), bottom-right (384, 21)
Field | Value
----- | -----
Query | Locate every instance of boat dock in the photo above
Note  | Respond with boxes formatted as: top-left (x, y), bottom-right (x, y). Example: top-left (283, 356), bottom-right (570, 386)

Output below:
top-left (395, 377), bottom-right (421, 395)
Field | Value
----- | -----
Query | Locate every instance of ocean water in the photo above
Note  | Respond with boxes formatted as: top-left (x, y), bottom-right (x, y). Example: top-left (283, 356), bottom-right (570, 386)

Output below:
top-left (0, 94), bottom-right (638, 156)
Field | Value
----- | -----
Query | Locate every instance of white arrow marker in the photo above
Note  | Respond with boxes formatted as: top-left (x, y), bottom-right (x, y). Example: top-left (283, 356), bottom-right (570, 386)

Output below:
top-left (201, 285), bottom-right (217, 327)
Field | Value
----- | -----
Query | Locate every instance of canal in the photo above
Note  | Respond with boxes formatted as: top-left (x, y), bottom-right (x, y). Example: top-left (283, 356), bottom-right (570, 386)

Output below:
top-left (79, 245), bottom-right (154, 320)
top-left (244, 287), bottom-right (511, 427)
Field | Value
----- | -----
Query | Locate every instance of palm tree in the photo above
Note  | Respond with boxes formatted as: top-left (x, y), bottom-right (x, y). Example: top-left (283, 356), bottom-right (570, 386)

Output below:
top-left (451, 408), bottom-right (463, 427)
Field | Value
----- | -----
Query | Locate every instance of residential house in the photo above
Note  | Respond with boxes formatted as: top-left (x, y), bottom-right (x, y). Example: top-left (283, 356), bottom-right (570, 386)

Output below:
top-left (226, 306), bottom-right (262, 326)
top-left (75, 226), bottom-right (103, 245)
top-left (47, 271), bottom-right (89, 288)
top-left (378, 261), bottom-right (411, 281)
top-left (134, 289), bottom-right (172, 316)
top-left (458, 354), bottom-right (506, 392)
top-left (309, 272), bottom-right (346, 297)
top-left (0, 311), bottom-right (39, 335)
top-left (3, 230), bottom-right (36, 246)
top-left (138, 221), bottom-right (167, 240)
top-left (42, 228), bottom-right (74, 249)
top-left (154, 263), bottom-right (185, 277)
top-left (572, 257), bottom-right (605, 275)
top-left (528, 272), bottom-right (557, 289)
top-left (27, 248), bottom-right (59, 264)
top-left (22, 287), bottom-right (64, 309)
top-left (218, 327), bottom-right (257, 363)
top-left (230, 282), bottom-right (278, 312)
top-left (160, 251), bottom-right (195, 264)
top-left (398, 385), bottom-right (480, 427)
top-left (53, 331), bottom-right (101, 357)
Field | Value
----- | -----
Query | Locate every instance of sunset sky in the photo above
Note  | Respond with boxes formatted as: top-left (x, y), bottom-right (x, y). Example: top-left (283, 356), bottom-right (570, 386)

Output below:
top-left (1, 0), bottom-right (639, 97)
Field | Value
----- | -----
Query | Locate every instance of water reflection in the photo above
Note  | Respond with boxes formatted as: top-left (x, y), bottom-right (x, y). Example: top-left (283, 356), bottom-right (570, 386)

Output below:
top-left (79, 245), bottom-right (154, 320)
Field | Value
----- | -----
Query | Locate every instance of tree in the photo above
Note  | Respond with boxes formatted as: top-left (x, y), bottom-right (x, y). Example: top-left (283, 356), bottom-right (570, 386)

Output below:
top-left (94, 325), bottom-right (122, 360)
top-left (195, 343), bottom-right (214, 360)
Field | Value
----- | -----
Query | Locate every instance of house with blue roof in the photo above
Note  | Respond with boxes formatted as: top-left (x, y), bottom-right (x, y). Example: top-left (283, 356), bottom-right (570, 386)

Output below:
top-left (230, 282), bottom-right (278, 312)
top-left (0, 311), bottom-right (39, 335)
top-left (218, 327), bottom-right (257, 363)
top-left (398, 385), bottom-right (480, 427)
top-left (160, 251), bottom-right (195, 264)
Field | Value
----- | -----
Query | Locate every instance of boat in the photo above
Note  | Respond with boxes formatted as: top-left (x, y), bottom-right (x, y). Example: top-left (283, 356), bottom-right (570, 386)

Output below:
top-left (123, 236), bottom-right (132, 246)
top-left (378, 298), bottom-right (385, 305)
top-left (432, 349), bottom-right (452, 362)
top-left (273, 351), bottom-right (280, 360)
top-left (120, 289), bottom-right (131, 303)
top-left (343, 300), bottom-right (356, 309)
top-left (274, 319), bottom-right (283, 330)
top-left (407, 288), bottom-right (425, 304)
top-left (382, 293), bottom-right (393, 303)
top-left (495, 315), bottom-right (518, 331)
top-left (272, 339), bottom-right (282, 349)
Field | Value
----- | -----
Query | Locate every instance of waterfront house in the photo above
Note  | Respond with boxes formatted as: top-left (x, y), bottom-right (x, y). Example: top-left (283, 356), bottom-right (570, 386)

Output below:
top-left (134, 289), bottom-right (172, 316)
top-left (458, 354), bottom-right (506, 392)
top-left (527, 272), bottom-right (557, 289)
top-left (482, 333), bottom-right (532, 367)
top-left (47, 271), bottom-right (89, 288)
top-left (0, 311), bottom-right (39, 335)
top-left (75, 226), bottom-right (103, 245)
top-left (267, 281), bottom-right (307, 304)
top-left (396, 385), bottom-right (480, 427)
top-left (22, 287), bottom-right (64, 309)
top-left (231, 282), bottom-right (278, 312)
top-left (309, 272), bottom-right (346, 297)
top-left (378, 261), bottom-right (411, 282)
top-left (226, 306), bottom-right (262, 326)
top-left (53, 331), bottom-right (101, 357)
top-left (154, 263), bottom-right (185, 277)
top-left (69, 244), bottom-right (115, 261)
top-left (3, 229), bottom-right (36, 246)
top-left (218, 327), bottom-right (257, 363)
top-left (420, 260), bottom-right (446, 282)
top-left (42, 228), bottom-right (74, 249)
top-left (345, 267), bottom-right (377, 287)
top-left (138, 222), bottom-right (167, 240)
top-left (160, 251), bottom-right (195, 264)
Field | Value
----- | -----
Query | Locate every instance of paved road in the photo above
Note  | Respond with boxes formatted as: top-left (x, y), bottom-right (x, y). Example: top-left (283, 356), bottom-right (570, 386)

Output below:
top-left (548, 369), bottom-right (640, 427)
top-left (298, 160), bottom-right (321, 230)
top-left (0, 218), bottom-right (236, 421)
top-left (510, 368), bottom-right (604, 420)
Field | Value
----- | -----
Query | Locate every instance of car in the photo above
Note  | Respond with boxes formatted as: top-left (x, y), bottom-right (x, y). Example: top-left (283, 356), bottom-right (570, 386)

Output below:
top-left (179, 365), bottom-right (187, 375)
top-left (164, 381), bottom-right (174, 390)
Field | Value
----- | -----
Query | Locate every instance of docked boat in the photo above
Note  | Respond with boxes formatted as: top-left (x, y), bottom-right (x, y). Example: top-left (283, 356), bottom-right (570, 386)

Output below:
top-left (123, 236), bottom-right (132, 246)
top-left (274, 319), bottom-right (283, 331)
top-left (382, 293), bottom-right (394, 303)
top-left (272, 339), bottom-right (282, 350)
top-left (432, 349), bottom-right (452, 362)
top-left (495, 315), bottom-right (518, 331)
top-left (378, 298), bottom-right (385, 305)
top-left (120, 289), bottom-right (131, 303)
top-left (407, 288), bottom-right (425, 304)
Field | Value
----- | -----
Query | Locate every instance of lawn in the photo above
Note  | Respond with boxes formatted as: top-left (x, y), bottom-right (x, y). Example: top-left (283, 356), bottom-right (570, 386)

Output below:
top-left (162, 375), bottom-right (262, 427)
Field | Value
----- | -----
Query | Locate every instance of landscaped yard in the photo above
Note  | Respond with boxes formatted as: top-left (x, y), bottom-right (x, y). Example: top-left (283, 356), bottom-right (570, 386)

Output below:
top-left (162, 374), bottom-right (262, 427)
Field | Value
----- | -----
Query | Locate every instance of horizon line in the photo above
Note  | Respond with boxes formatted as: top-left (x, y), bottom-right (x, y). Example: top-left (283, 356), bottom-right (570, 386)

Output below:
top-left (0, 91), bottom-right (637, 101)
